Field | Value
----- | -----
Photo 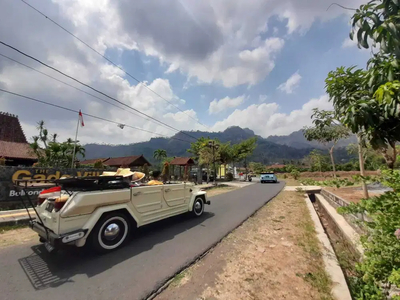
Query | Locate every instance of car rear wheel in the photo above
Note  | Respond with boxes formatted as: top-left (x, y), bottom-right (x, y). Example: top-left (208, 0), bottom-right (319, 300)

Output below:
top-left (192, 197), bottom-right (204, 217)
top-left (90, 212), bottom-right (131, 253)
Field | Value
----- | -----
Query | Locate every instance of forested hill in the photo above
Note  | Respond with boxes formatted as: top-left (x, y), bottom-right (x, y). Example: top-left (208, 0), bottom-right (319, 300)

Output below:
top-left (83, 126), bottom-right (355, 164)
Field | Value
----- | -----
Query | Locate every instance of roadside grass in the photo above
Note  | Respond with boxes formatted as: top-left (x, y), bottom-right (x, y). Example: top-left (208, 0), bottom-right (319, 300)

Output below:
top-left (170, 269), bottom-right (192, 287)
top-left (0, 224), bottom-right (27, 233)
top-left (296, 208), bottom-right (333, 300)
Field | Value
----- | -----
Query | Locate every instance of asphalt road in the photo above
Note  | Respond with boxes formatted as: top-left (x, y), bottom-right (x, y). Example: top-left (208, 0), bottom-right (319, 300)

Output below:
top-left (0, 181), bottom-right (284, 300)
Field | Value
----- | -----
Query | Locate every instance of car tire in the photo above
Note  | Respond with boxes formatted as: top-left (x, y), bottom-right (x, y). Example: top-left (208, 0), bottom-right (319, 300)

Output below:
top-left (89, 211), bottom-right (131, 254)
top-left (192, 197), bottom-right (204, 217)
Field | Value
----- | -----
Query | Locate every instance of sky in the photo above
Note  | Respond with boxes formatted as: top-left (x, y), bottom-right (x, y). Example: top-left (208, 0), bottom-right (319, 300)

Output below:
top-left (0, 0), bottom-right (372, 146)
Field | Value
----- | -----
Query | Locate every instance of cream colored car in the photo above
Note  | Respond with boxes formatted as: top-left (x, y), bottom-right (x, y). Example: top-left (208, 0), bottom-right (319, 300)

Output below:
top-left (26, 176), bottom-right (209, 253)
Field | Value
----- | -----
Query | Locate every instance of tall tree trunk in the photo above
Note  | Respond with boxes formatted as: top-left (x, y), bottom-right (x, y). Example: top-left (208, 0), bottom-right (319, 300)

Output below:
top-left (329, 146), bottom-right (337, 178)
top-left (357, 135), bottom-right (369, 199)
top-left (197, 163), bottom-right (202, 184)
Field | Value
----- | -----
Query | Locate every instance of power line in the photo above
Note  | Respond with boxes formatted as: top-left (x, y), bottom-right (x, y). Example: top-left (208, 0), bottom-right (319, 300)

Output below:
top-left (0, 40), bottom-right (199, 141)
top-left (0, 53), bottom-right (151, 122)
top-left (19, 0), bottom-right (209, 130)
top-left (0, 88), bottom-right (194, 144)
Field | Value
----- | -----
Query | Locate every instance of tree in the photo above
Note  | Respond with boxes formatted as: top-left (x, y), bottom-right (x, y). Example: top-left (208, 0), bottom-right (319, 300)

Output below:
top-left (153, 149), bottom-right (167, 165)
top-left (350, 0), bottom-right (400, 59)
top-left (93, 159), bottom-right (104, 169)
top-left (233, 137), bottom-right (257, 180)
top-left (304, 149), bottom-right (330, 172)
top-left (188, 137), bottom-right (208, 183)
top-left (29, 121), bottom-right (85, 168)
top-left (199, 140), bottom-right (220, 183)
top-left (219, 142), bottom-right (233, 177)
top-left (249, 162), bottom-right (265, 174)
top-left (303, 110), bottom-right (350, 178)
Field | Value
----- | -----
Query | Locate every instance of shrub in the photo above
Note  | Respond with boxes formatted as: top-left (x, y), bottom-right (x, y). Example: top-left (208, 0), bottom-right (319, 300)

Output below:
top-left (291, 169), bottom-right (300, 180)
top-left (226, 172), bottom-right (234, 181)
top-left (93, 160), bottom-right (104, 169)
top-left (339, 170), bottom-right (400, 298)
top-left (283, 173), bottom-right (287, 179)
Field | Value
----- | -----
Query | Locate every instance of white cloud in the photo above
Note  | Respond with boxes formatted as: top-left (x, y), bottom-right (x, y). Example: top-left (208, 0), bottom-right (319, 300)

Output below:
top-left (277, 71), bottom-right (302, 94)
top-left (208, 95), bottom-right (246, 114)
top-left (259, 95), bottom-right (268, 103)
top-left (212, 95), bottom-right (332, 137)
top-left (342, 38), bottom-right (357, 48)
top-left (110, 0), bottom-right (365, 88)
top-left (0, 0), bottom-right (365, 146)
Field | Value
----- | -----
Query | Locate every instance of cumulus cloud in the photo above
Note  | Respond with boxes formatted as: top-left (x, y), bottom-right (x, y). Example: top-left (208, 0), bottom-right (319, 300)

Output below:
top-left (0, 0), bottom-right (364, 145)
top-left (209, 95), bottom-right (246, 115)
top-left (111, 0), bottom-right (365, 87)
top-left (277, 71), bottom-right (302, 94)
top-left (212, 95), bottom-right (332, 137)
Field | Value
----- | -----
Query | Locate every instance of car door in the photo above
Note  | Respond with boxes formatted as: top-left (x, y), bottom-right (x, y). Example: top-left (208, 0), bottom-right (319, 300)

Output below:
top-left (162, 184), bottom-right (187, 207)
top-left (131, 186), bottom-right (162, 213)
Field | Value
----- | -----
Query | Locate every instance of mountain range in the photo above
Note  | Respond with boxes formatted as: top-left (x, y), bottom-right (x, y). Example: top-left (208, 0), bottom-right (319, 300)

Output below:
top-left (83, 126), bottom-right (357, 165)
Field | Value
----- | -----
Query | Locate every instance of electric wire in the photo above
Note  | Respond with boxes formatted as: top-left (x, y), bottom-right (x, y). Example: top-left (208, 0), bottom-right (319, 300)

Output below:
top-left (0, 88), bottom-right (194, 144)
top-left (0, 40), bottom-right (199, 141)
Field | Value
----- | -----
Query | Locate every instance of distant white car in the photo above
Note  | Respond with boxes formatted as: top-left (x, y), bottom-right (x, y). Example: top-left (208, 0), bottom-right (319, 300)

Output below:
top-left (18, 176), bottom-right (209, 253)
top-left (260, 172), bottom-right (278, 183)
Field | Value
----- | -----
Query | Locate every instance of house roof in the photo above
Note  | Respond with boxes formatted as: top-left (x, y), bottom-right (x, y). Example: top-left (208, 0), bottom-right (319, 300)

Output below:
top-left (103, 155), bottom-right (151, 167)
top-left (169, 157), bottom-right (195, 166)
top-left (79, 158), bottom-right (110, 165)
top-left (0, 141), bottom-right (37, 160)
top-left (266, 164), bottom-right (285, 169)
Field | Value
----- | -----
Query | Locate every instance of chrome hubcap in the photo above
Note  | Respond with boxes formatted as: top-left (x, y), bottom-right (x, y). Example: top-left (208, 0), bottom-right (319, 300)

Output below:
top-left (195, 202), bottom-right (202, 211)
top-left (104, 223), bottom-right (120, 240)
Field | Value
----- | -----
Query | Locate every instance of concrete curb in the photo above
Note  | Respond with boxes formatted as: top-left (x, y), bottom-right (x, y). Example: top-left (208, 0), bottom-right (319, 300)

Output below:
top-left (303, 193), bottom-right (352, 300)
top-left (0, 217), bottom-right (30, 227)
top-left (316, 194), bottom-right (364, 256)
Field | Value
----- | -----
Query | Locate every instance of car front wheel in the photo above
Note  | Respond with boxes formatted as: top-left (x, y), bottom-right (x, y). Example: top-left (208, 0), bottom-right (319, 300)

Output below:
top-left (192, 197), bottom-right (204, 217)
top-left (90, 212), bottom-right (131, 253)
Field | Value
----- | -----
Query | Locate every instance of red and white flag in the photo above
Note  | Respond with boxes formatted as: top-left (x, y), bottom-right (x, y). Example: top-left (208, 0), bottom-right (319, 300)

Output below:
top-left (79, 110), bottom-right (85, 127)
top-left (39, 186), bottom-right (61, 199)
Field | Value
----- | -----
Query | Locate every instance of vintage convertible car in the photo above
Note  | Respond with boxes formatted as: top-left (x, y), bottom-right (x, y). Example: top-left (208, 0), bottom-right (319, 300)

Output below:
top-left (15, 175), bottom-right (209, 253)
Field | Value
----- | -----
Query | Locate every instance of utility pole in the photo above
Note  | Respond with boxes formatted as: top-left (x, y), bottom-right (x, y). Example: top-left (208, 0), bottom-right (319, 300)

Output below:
top-left (208, 140), bottom-right (219, 186)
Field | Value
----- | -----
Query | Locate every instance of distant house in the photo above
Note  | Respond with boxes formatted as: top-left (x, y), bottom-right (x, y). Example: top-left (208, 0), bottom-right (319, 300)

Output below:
top-left (266, 164), bottom-right (286, 170)
top-left (0, 112), bottom-right (37, 166)
top-left (80, 155), bottom-right (151, 170)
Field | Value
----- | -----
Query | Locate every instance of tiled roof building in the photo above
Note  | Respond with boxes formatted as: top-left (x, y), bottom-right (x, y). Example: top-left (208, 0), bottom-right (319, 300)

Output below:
top-left (0, 112), bottom-right (37, 166)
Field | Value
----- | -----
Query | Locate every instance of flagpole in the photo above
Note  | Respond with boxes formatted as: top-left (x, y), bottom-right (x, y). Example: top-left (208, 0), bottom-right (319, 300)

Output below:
top-left (71, 113), bottom-right (80, 169)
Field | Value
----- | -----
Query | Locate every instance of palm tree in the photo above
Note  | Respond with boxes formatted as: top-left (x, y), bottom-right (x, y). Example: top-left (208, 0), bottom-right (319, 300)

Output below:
top-left (153, 149), bottom-right (167, 164)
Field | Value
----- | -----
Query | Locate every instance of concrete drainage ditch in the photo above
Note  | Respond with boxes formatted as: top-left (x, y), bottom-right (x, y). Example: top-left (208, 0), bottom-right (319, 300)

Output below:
top-left (305, 190), bottom-right (364, 300)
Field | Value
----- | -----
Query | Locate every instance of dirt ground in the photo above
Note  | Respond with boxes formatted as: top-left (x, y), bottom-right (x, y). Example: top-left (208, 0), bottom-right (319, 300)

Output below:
top-left (0, 227), bottom-right (37, 249)
top-left (279, 177), bottom-right (299, 186)
top-left (206, 186), bottom-right (237, 197)
top-left (324, 186), bottom-right (378, 203)
top-left (155, 191), bottom-right (333, 300)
